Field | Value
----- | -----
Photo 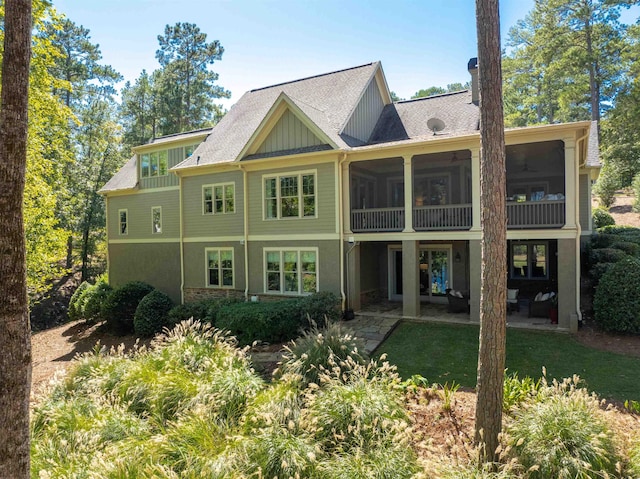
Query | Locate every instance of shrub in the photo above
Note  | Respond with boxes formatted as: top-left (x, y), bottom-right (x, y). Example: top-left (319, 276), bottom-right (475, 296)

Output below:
top-left (275, 322), bottom-right (368, 388)
top-left (593, 171), bottom-right (618, 209)
top-left (507, 379), bottom-right (618, 479)
top-left (588, 262), bottom-right (615, 288)
top-left (101, 281), bottom-right (155, 333)
top-left (588, 247), bottom-right (628, 265)
top-left (82, 280), bottom-right (113, 323)
top-left (216, 299), bottom-right (304, 345)
top-left (503, 371), bottom-right (542, 412)
top-left (610, 241), bottom-right (640, 257)
top-left (633, 173), bottom-right (640, 213)
top-left (133, 290), bottom-right (174, 337)
top-left (630, 438), bottom-right (640, 478)
top-left (594, 257), bottom-right (640, 333)
top-left (167, 300), bottom-right (212, 326)
top-left (589, 233), bottom-right (618, 250)
top-left (316, 444), bottom-right (420, 479)
top-left (592, 207), bottom-right (615, 229)
top-left (68, 281), bottom-right (90, 321)
top-left (205, 296), bottom-right (242, 324)
top-left (298, 291), bottom-right (341, 327)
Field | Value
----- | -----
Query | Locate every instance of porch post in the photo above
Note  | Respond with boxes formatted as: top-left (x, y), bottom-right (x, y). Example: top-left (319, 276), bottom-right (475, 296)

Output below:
top-left (403, 155), bottom-right (414, 232)
top-left (346, 242), bottom-right (361, 311)
top-left (563, 137), bottom-right (577, 230)
top-left (469, 239), bottom-right (481, 322)
top-left (470, 147), bottom-right (481, 231)
top-left (557, 238), bottom-right (578, 332)
top-left (343, 161), bottom-right (352, 234)
top-left (402, 240), bottom-right (420, 318)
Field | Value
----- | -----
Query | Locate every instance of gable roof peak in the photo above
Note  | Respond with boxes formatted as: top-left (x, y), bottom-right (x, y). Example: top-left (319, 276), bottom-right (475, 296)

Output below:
top-left (397, 89), bottom-right (470, 104)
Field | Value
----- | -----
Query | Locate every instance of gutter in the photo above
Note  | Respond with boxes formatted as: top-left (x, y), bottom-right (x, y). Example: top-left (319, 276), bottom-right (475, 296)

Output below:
top-left (179, 175), bottom-right (185, 304)
top-left (573, 127), bottom-right (591, 326)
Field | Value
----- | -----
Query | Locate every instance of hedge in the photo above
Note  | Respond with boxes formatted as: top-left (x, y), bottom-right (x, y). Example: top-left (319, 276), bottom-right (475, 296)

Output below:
top-left (594, 257), bottom-right (640, 333)
top-left (133, 290), bottom-right (174, 337)
top-left (101, 281), bottom-right (155, 333)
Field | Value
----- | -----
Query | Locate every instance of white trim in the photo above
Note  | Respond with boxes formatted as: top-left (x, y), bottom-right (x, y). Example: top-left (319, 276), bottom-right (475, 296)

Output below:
top-left (151, 206), bottom-right (162, 234)
top-left (346, 228), bottom-right (579, 242)
top-left (130, 186), bottom-right (180, 195)
top-left (109, 238), bottom-right (180, 244)
top-left (205, 247), bottom-right (235, 289)
top-left (184, 236), bottom-right (245, 243)
top-left (118, 209), bottom-right (128, 236)
top-left (262, 169), bottom-right (318, 220)
top-left (249, 233), bottom-right (339, 241)
top-left (263, 247), bottom-right (319, 295)
top-left (202, 182), bottom-right (236, 215)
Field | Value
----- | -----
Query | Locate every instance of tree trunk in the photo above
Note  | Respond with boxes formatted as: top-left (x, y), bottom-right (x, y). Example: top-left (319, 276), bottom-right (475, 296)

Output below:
top-left (0, 0), bottom-right (33, 477)
top-left (475, 0), bottom-right (507, 464)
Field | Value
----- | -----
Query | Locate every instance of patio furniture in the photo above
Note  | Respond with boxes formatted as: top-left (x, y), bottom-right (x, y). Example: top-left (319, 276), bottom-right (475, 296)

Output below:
top-left (529, 291), bottom-right (556, 318)
top-left (446, 288), bottom-right (470, 314)
top-left (507, 288), bottom-right (519, 314)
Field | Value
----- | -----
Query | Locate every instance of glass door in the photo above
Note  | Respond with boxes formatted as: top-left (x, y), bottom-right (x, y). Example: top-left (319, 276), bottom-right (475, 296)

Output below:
top-left (390, 246), bottom-right (452, 303)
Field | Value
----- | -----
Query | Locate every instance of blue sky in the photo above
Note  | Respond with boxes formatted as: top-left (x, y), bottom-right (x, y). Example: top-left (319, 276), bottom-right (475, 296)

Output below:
top-left (52, 1), bottom-right (639, 110)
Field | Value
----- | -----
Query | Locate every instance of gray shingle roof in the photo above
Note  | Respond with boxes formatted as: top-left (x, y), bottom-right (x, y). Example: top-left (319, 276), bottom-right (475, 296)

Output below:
top-left (99, 155), bottom-right (138, 194)
top-left (369, 90), bottom-right (479, 144)
top-left (174, 62), bottom-right (380, 169)
top-left (586, 120), bottom-right (600, 167)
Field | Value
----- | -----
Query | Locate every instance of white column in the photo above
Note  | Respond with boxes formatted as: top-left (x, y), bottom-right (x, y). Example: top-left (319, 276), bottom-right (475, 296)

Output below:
top-left (403, 155), bottom-right (414, 232)
top-left (470, 147), bottom-right (481, 231)
top-left (563, 137), bottom-right (577, 229)
top-left (342, 161), bottom-right (352, 234)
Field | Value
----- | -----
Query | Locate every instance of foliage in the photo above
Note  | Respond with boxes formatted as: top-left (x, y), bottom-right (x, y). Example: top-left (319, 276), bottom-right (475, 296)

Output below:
top-left (82, 276), bottom-right (112, 323)
top-left (68, 281), bottom-right (90, 321)
top-left (215, 299), bottom-right (303, 345)
top-left (133, 289), bottom-right (174, 337)
top-left (633, 174), bottom-right (640, 213)
top-left (610, 241), bottom-right (640, 257)
top-left (101, 281), bottom-right (154, 332)
top-left (593, 168), bottom-right (619, 208)
top-left (315, 444), bottom-right (420, 478)
top-left (588, 247), bottom-right (627, 266)
top-left (630, 437), bottom-right (640, 478)
top-left (166, 299), bottom-right (214, 326)
top-left (503, 371), bottom-right (543, 412)
top-left (506, 376), bottom-right (618, 479)
top-left (411, 82), bottom-right (470, 99)
top-left (274, 321), bottom-right (369, 388)
top-left (592, 207), bottom-right (615, 229)
top-left (594, 257), bottom-right (640, 333)
top-left (297, 290), bottom-right (341, 328)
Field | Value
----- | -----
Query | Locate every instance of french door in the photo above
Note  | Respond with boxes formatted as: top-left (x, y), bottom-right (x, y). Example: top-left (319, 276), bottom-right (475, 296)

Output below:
top-left (389, 245), bottom-right (452, 303)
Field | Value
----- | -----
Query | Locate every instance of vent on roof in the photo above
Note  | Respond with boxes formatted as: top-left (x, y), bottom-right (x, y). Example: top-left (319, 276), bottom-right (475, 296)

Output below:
top-left (427, 117), bottom-right (446, 135)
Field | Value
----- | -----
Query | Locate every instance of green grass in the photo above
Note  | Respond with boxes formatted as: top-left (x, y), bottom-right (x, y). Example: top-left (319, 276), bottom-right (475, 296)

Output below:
top-left (377, 321), bottom-right (640, 401)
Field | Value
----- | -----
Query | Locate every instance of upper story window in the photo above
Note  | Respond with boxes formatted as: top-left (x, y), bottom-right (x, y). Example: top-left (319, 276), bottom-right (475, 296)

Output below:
top-left (203, 183), bottom-right (235, 215)
top-left (152, 206), bottom-right (162, 234)
top-left (118, 209), bottom-right (128, 235)
top-left (141, 150), bottom-right (169, 178)
top-left (264, 171), bottom-right (316, 219)
top-left (510, 241), bottom-right (548, 279)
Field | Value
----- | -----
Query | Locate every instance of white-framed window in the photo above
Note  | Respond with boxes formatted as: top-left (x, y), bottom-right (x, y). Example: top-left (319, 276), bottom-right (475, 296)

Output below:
top-left (263, 171), bottom-right (316, 219)
top-left (264, 248), bottom-right (318, 295)
top-left (203, 183), bottom-right (235, 215)
top-left (140, 150), bottom-right (169, 178)
top-left (510, 241), bottom-right (549, 279)
top-left (152, 206), bottom-right (162, 234)
top-left (206, 248), bottom-right (234, 288)
top-left (118, 209), bottom-right (128, 235)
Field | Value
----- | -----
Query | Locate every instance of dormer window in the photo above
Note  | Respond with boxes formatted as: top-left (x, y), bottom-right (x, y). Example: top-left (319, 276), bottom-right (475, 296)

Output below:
top-left (140, 150), bottom-right (169, 178)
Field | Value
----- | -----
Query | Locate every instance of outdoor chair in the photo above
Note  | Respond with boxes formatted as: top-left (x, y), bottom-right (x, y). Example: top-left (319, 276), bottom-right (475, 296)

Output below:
top-left (446, 288), bottom-right (470, 314)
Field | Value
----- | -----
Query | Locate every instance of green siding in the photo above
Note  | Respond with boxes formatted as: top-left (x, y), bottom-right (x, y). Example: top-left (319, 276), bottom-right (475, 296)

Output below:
top-left (182, 171), bottom-right (244, 238)
top-left (109, 243), bottom-right (181, 303)
top-left (247, 162), bottom-right (337, 236)
top-left (579, 173), bottom-right (590, 231)
top-left (139, 146), bottom-right (190, 189)
top-left (247, 240), bottom-right (341, 296)
top-left (256, 109), bottom-right (324, 154)
top-left (343, 78), bottom-right (385, 143)
top-left (183, 241), bottom-right (246, 291)
top-left (108, 189), bottom-right (180, 239)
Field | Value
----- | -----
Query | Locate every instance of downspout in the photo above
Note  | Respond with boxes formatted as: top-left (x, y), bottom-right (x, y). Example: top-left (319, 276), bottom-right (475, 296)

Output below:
top-left (179, 175), bottom-right (185, 304)
top-left (338, 152), bottom-right (348, 312)
top-left (573, 128), bottom-right (590, 325)
top-left (239, 164), bottom-right (249, 301)
top-left (105, 195), bottom-right (110, 284)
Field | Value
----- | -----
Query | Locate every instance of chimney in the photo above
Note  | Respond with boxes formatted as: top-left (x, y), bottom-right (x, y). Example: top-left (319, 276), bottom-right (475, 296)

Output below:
top-left (467, 57), bottom-right (479, 105)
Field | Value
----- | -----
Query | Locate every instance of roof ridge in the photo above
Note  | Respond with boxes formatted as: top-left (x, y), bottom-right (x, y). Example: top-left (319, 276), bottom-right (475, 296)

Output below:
top-left (250, 62), bottom-right (377, 93)
top-left (150, 127), bottom-right (212, 142)
top-left (397, 89), bottom-right (469, 104)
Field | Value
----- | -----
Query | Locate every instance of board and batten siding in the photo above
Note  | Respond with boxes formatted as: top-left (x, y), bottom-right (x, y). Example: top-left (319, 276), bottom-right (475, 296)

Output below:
top-left (255, 109), bottom-right (324, 155)
top-left (139, 146), bottom-right (190, 189)
top-left (183, 241), bottom-right (246, 291)
top-left (579, 173), bottom-right (591, 232)
top-left (247, 240), bottom-right (341, 296)
top-left (182, 170), bottom-right (244, 238)
top-left (108, 189), bottom-right (180, 239)
top-left (247, 162), bottom-right (337, 236)
top-left (342, 78), bottom-right (385, 143)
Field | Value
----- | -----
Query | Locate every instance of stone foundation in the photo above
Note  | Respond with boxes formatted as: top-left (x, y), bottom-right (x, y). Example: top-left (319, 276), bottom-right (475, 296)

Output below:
top-left (183, 288), bottom-right (245, 303)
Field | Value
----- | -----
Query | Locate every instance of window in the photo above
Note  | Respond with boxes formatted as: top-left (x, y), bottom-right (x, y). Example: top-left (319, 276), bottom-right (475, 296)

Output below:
top-left (264, 171), bottom-right (316, 219)
top-left (264, 249), bottom-right (317, 294)
top-left (140, 150), bottom-right (169, 178)
top-left (206, 248), bottom-right (234, 288)
top-left (203, 183), bottom-right (235, 214)
top-left (152, 206), bottom-right (162, 234)
top-left (510, 242), bottom-right (548, 279)
top-left (118, 209), bottom-right (128, 235)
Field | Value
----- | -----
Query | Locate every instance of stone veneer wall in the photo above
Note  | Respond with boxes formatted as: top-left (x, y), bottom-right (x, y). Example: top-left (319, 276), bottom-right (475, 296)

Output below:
top-left (183, 288), bottom-right (245, 303)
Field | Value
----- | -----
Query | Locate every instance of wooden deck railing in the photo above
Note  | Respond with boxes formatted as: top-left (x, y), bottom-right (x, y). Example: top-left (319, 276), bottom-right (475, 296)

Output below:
top-left (507, 200), bottom-right (565, 228)
top-left (351, 207), bottom-right (404, 232)
top-left (413, 204), bottom-right (472, 230)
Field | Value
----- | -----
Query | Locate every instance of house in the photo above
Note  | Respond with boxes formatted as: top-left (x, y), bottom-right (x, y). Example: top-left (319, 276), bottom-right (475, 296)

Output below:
top-left (99, 59), bottom-right (600, 332)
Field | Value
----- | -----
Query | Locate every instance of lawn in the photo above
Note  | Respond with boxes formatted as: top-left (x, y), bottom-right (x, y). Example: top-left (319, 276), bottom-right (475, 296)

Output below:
top-left (377, 321), bottom-right (640, 401)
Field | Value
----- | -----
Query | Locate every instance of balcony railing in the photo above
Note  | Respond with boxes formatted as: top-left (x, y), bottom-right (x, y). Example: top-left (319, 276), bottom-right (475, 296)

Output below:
top-left (507, 200), bottom-right (565, 229)
top-left (351, 207), bottom-right (404, 232)
top-left (414, 204), bottom-right (472, 230)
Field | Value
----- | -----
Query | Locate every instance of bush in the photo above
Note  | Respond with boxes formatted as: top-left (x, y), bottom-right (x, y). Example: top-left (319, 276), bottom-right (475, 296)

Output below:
top-left (507, 379), bottom-right (618, 479)
top-left (610, 241), bottom-right (640, 257)
top-left (588, 262), bottom-right (615, 288)
top-left (630, 438), bottom-right (640, 478)
top-left (205, 296), bottom-right (242, 324)
top-left (298, 291), bottom-right (341, 327)
top-left (633, 174), bottom-right (640, 213)
top-left (588, 247), bottom-right (628, 265)
top-left (593, 171), bottom-right (618, 208)
top-left (101, 281), bottom-right (155, 333)
top-left (592, 207), bottom-right (615, 229)
top-left (82, 280), bottom-right (113, 323)
top-left (594, 257), bottom-right (640, 333)
top-left (275, 322), bottom-right (368, 388)
top-left (216, 299), bottom-right (304, 345)
top-left (133, 290), bottom-right (174, 337)
top-left (68, 281), bottom-right (90, 321)
top-left (167, 300), bottom-right (213, 327)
